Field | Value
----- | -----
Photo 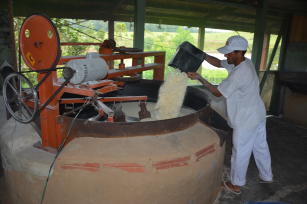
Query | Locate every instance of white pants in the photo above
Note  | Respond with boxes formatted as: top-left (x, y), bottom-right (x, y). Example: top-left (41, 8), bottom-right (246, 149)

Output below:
top-left (231, 120), bottom-right (273, 186)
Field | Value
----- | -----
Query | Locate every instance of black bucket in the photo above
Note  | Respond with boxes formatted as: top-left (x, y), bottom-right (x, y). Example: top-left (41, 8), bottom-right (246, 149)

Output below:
top-left (168, 41), bottom-right (205, 73)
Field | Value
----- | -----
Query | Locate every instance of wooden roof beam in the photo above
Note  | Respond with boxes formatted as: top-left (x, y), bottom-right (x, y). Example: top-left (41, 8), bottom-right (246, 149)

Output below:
top-left (178, 0), bottom-right (256, 9)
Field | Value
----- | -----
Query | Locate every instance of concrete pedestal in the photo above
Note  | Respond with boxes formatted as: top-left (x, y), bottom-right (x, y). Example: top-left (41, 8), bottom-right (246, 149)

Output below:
top-left (1, 118), bottom-right (224, 204)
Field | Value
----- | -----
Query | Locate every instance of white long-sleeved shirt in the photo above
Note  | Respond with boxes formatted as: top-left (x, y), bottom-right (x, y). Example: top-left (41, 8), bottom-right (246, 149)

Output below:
top-left (217, 58), bottom-right (266, 130)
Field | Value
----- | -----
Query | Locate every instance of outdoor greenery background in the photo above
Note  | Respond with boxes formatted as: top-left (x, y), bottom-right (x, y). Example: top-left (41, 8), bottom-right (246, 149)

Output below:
top-left (14, 18), bottom-right (281, 85)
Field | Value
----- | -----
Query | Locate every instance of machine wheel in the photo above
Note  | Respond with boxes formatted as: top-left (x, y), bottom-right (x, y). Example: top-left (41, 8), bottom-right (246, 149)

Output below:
top-left (2, 72), bottom-right (39, 123)
top-left (19, 14), bottom-right (61, 70)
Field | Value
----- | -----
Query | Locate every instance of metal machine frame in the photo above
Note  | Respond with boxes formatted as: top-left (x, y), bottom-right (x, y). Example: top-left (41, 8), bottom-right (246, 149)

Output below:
top-left (3, 14), bottom-right (165, 148)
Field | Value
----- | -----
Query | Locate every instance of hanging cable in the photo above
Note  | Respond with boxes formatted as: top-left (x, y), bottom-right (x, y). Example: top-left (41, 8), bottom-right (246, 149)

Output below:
top-left (39, 99), bottom-right (90, 204)
top-left (65, 25), bottom-right (103, 42)
top-left (61, 19), bottom-right (178, 50)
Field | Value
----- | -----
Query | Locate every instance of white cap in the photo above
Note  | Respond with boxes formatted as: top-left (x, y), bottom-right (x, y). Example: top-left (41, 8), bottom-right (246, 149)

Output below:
top-left (217, 35), bottom-right (248, 54)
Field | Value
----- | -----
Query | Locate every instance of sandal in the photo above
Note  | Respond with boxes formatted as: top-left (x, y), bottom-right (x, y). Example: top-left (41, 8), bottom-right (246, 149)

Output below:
top-left (222, 181), bottom-right (241, 195)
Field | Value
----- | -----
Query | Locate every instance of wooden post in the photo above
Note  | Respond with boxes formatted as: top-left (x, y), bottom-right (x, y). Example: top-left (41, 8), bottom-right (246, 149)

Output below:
top-left (108, 20), bottom-right (114, 40)
top-left (108, 20), bottom-right (114, 68)
top-left (197, 26), bottom-right (205, 75)
top-left (0, 0), bottom-right (17, 71)
top-left (39, 72), bottom-right (61, 148)
top-left (259, 33), bottom-right (270, 71)
top-left (153, 54), bottom-right (165, 80)
top-left (251, 0), bottom-right (268, 73)
top-left (269, 16), bottom-right (291, 115)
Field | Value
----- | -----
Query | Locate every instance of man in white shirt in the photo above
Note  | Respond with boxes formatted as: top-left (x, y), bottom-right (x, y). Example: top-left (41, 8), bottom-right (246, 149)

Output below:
top-left (188, 35), bottom-right (273, 194)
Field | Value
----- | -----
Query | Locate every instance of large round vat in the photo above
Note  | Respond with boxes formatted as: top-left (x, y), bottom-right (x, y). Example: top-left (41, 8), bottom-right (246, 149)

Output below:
top-left (0, 80), bottom-right (227, 204)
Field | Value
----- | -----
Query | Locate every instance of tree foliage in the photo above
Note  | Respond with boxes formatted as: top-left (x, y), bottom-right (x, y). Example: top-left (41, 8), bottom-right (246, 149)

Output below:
top-left (13, 17), bottom-right (106, 83)
top-left (143, 27), bottom-right (197, 78)
top-left (172, 27), bottom-right (195, 46)
top-left (12, 17), bottom-right (230, 84)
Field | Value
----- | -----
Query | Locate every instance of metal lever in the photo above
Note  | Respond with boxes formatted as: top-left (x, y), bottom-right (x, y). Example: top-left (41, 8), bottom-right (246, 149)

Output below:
top-left (138, 101), bottom-right (151, 120)
top-left (87, 100), bottom-right (114, 122)
top-left (96, 100), bottom-right (114, 116)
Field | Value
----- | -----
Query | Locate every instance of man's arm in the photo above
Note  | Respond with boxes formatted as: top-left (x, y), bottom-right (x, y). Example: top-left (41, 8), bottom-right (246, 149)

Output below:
top-left (203, 53), bottom-right (223, 68)
top-left (187, 72), bottom-right (222, 97)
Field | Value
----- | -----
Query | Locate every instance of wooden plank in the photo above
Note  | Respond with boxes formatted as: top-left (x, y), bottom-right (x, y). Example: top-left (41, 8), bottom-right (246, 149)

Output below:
top-left (106, 63), bottom-right (162, 78)
top-left (251, 0), bottom-right (268, 72)
top-left (259, 33), bottom-right (270, 71)
top-left (289, 16), bottom-right (307, 43)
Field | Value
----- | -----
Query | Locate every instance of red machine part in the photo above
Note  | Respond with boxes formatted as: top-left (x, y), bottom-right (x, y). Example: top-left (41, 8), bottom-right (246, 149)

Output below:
top-left (18, 14), bottom-right (165, 148)
top-left (19, 14), bottom-right (61, 70)
top-left (99, 39), bottom-right (116, 55)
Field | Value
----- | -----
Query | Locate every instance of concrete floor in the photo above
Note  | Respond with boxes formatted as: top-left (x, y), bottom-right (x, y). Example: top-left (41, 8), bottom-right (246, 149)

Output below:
top-left (217, 116), bottom-right (307, 204)
top-left (0, 116), bottom-right (307, 204)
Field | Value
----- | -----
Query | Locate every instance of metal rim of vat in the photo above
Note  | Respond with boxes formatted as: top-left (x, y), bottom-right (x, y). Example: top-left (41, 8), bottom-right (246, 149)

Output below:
top-left (57, 105), bottom-right (212, 138)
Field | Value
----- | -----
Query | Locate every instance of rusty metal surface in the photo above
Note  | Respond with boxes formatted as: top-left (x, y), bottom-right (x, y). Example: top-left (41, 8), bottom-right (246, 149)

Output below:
top-left (57, 107), bottom-right (211, 139)
top-left (28, 80), bottom-right (230, 149)
top-left (55, 81), bottom-right (230, 143)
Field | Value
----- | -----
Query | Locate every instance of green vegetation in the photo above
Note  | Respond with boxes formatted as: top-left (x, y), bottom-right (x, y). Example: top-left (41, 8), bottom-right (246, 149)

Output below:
top-left (13, 18), bottom-right (281, 86)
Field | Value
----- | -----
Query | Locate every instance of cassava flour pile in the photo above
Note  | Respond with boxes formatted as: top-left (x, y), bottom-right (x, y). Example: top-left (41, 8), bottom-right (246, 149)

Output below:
top-left (154, 69), bottom-right (189, 120)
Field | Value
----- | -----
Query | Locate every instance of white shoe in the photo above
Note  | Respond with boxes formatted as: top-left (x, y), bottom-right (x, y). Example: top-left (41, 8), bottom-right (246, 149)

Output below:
top-left (259, 179), bottom-right (273, 184)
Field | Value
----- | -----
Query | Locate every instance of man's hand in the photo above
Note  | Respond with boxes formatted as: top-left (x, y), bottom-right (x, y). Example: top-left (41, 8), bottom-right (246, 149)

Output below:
top-left (188, 72), bottom-right (208, 85)
top-left (188, 72), bottom-right (222, 97)
top-left (187, 72), bottom-right (202, 80)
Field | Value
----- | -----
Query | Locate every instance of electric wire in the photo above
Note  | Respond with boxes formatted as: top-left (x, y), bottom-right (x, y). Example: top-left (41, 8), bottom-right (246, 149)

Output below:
top-left (63, 19), bottom-right (250, 52)
top-left (63, 20), bottom-right (251, 53)
top-left (39, 99), bottom-right (90, 204)
top-left (16, 17), bottom-right (250, 56)
top-left (61, 19), bottom-right (89, 27)
top-left (64, 23), bottom-right (103, 42)
top-left (62, 20), bottom-right (178, 50)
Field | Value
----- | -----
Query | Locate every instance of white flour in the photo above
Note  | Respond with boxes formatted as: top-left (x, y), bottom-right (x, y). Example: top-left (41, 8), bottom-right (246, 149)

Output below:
top-left (155, 69), bottom-right (189, 120)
